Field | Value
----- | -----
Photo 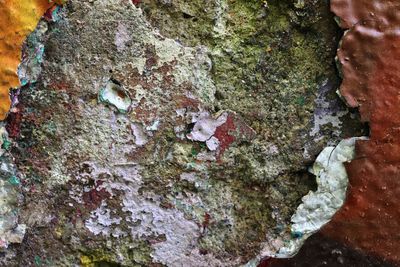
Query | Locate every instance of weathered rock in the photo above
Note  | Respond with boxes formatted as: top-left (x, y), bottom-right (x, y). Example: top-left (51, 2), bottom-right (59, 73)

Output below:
top-left (0, 0), bottom-right (367, 266)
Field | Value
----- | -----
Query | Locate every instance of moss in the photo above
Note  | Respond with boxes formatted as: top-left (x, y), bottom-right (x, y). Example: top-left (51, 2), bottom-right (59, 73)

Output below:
top-left (193, 152), bottom-right (314, 262)
top-left (134, 2), bottom-right (346, 262)
top-left (79, 239), bottom-right (153, 267)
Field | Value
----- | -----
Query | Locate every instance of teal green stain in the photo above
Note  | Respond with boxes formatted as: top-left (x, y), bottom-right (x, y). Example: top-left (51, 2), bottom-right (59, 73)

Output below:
top-left (8, 176), bottom-right (20, 186)
top-left (2, 136), bottom-right (11, 150)
top-left (51, 6), bottom-right (62, 22)
top-left (34, 255), bottom-right (42, 266)
top-left (191, 147), bottom-right (198, 157)
top-left (296, 96), bottom-right (305, 106)
top-left (291, 231), bottom-right (303, 239)
top-left (45, 121), bottom-right (57, 134)
top-left (21, 78), bottom-right (29, 86)
top-left (35, 46), bottom-right (45, 64)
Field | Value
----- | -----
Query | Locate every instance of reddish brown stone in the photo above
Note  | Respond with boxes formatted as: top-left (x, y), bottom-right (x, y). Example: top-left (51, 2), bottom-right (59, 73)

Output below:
top-left (331, 0), bottom-right (400, 29)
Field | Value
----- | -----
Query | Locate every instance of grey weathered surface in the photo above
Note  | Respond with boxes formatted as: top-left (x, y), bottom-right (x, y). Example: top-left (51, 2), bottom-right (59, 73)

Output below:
top-left (1, 0), bottom-right (365, 266)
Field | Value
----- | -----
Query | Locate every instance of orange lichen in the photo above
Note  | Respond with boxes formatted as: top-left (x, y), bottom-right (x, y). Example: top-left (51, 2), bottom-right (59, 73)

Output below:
top-left (0, 0), bottom-right (64, 120)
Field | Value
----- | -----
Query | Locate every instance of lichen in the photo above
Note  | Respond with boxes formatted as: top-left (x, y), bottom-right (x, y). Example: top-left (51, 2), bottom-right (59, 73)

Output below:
top-left (0, 124), bottom-right (26, 249)
top-left (1, 0), bottom-right (368, 266)
top-left (261, 137), bottom-right (366, 258)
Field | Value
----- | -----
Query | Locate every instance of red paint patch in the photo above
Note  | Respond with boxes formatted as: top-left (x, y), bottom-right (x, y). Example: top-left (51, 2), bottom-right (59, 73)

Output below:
top-left (133, 105), bottom-right (158, 124)
top-left (176, 95), bottom-right (200, 110)
top-left (202, 212), bottom-right (211, 231)
top-left (43, 5), bottom-right (58, 22)
top-left (214, 114), bottom-right (236, 157)
top-left (6, 104), bottom-right (23, 138)
top-left (131, 0), bottom-right (141, 6)
top-left (82, 180), bottom-right (111, 210)
top-left (213, 112), bottom-right (256, 159)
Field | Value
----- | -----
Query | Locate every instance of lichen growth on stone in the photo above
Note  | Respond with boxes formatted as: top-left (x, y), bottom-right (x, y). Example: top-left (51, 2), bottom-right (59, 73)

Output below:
top-left (262, 137), bottom-right (366, 258)
top-left (0, 0), bottom-right (368, 266)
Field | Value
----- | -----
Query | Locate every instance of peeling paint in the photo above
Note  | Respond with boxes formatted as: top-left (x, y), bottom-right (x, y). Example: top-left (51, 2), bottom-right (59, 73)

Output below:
top-left (99, 80), bottom-right (132, 113)
top-left (262, 137), bottom-right (366, 258)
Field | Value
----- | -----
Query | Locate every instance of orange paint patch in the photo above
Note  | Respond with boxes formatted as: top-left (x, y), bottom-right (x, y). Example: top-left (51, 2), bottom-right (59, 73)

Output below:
top-left (0, 0), bottom-right (64, 120)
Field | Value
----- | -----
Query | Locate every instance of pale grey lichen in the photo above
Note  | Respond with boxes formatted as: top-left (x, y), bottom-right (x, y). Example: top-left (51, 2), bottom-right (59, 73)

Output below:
top-left (131, 123), bottom-right (149, 147)
top-left (85, 201), bottom-right (123, 236)
top-left (309, 80), bottom-right (348, 138)
top-left (260, 137), bottom-right (367, 258)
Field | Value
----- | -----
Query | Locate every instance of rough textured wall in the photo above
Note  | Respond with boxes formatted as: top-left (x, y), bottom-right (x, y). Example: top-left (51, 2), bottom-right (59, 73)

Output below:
top-left (0, 0), bottom-right (372, 266)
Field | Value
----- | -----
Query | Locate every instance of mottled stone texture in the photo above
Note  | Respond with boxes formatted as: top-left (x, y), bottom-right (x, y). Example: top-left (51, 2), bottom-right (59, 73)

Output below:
top-left (1, 0), bottom-right (366, 266)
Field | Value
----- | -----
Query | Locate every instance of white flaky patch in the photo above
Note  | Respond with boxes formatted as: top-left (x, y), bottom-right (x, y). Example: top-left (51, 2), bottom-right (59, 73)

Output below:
top-left (115, 22), bottom-right (131, 53)
top-left (85, 201), bottom-right (122, 237)
top-left (131, 123), bottom-right (148, 147)
top-left (187, 112), bottom-right (227, 142)
top-left (99, 81), bottom-right (132, 113)
top-left (261, 137), bottom-right (367, 259)
top-left (206, 136), bottom-right (220, 151)
top-left (83, 163), bottom-right (231, 267)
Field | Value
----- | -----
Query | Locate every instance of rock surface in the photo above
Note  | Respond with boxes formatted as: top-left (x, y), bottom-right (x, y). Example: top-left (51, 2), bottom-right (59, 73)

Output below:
top-left (0, 0), bottom-right (367, 266)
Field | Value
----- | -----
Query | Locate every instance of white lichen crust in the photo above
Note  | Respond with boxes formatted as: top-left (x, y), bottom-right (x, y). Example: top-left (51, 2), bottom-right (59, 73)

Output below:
top-left (261, 137), bottom-right (367, 258)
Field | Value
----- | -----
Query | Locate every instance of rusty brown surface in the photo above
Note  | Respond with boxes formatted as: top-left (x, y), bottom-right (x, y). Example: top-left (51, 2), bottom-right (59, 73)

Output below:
top-left (327, 3), bottom-right (400, 262)
top-left (331, 0), bottom-right (400, 29)
top-left (268, 1), bottom-right (400, 265)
